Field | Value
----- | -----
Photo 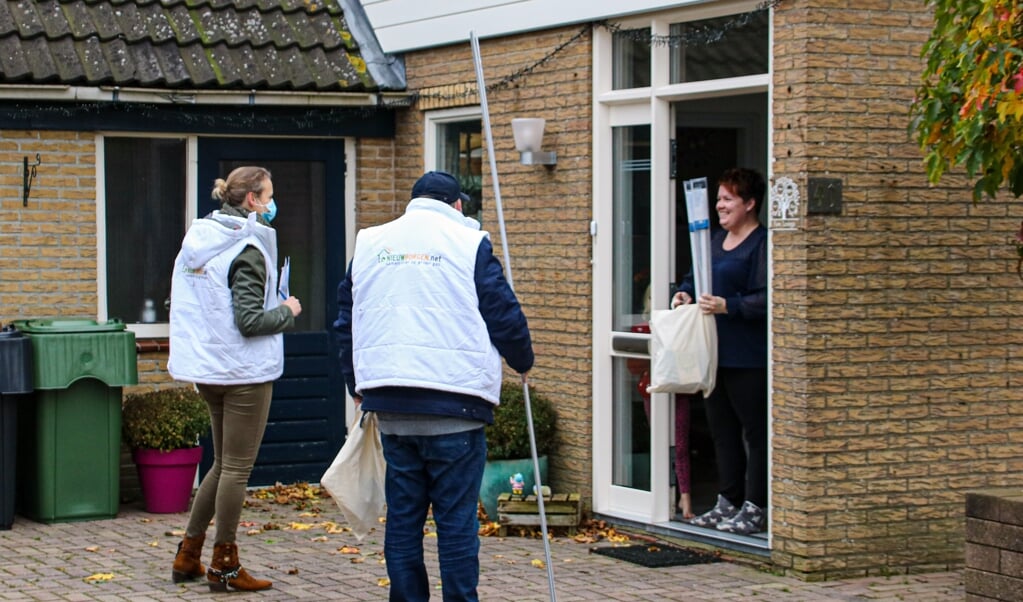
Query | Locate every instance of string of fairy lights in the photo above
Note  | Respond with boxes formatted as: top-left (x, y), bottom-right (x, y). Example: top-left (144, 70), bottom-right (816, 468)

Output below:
top-left (598, 0), bottom-right (781, 47)
top-left (376, 23), bottom-right (593, 109)
top-left (380, 0), bottom-right (781, 109)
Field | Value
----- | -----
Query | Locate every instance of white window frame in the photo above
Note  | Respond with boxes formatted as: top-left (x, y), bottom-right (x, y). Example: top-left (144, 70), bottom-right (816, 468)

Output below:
top-left (424, 106), bottom-right (483, 171)
top-left (95, 133), bottom-right (197, 340)
top-left (591, 0), bottom-right (773, 545)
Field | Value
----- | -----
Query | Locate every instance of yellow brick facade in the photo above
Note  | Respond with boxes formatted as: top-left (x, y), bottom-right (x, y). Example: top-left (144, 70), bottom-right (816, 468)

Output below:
top-left (768, 0), bottom-right (1023, 578)
top-left (0, 131), bottom-right (98, 321)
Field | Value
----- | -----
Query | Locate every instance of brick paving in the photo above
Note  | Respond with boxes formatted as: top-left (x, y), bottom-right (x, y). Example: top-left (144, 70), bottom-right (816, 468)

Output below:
top-left (0, 489), bottom-right (964, 601)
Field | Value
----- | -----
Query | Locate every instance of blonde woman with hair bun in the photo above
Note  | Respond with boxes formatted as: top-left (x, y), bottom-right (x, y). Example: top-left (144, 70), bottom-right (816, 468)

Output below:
top-left (167, 165), bottom-right (301, 592)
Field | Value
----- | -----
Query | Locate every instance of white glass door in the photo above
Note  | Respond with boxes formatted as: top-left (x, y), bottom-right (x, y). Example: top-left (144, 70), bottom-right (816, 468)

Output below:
top-left (592, 2), bottom-right (772, 544)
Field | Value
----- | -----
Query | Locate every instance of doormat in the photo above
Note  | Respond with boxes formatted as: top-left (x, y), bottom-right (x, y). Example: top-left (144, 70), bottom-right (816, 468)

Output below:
top-left (590, 544), bottom-right (723, 568)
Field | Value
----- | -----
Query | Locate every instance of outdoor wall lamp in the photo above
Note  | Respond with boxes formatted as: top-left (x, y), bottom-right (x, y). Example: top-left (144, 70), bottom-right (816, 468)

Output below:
top-left (511, 118), bottom-right (556, 167)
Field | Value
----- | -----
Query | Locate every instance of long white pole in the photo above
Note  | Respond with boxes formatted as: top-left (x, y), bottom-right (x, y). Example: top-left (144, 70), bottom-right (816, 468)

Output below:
top-left (470, 30), bottom-right (557, 602)
top-left (470, 33), bottom-right (513, 288)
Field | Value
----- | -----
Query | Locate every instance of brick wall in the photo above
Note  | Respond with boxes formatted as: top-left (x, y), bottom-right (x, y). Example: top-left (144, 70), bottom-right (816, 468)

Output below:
top-left (132, 351), bottom-right (170, 392)
top-left (359, 25), bottom-right (595, 502)
top-left (0, 131), bottom-right (98, 323)
top-left (771, 0), bottom-right (1023, 579)
top-left (965, 489), bottom-right (1023, 601)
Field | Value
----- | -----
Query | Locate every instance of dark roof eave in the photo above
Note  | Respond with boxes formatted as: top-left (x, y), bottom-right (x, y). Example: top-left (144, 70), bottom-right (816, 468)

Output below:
top-left (0, 83), bottom-right (396, 107)
top-left (0, 97), bottom-right (398, 138)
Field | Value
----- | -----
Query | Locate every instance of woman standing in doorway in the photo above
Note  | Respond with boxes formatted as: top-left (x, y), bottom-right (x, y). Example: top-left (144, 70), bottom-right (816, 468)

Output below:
top-left (167, 166), bottom-right (302, 591)
top-left (672, 167), bottom-right (768, 535)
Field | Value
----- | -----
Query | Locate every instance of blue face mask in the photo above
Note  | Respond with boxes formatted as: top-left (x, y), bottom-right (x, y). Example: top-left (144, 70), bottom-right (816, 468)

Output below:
top-left (259, 198), bottom-right (277, 223)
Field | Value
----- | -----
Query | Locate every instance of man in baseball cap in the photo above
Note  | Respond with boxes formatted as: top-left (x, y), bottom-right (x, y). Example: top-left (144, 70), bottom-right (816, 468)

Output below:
top-left (334, 169), bottom-right (533, 601)
top-left (410, 170), bottom-right (471, 205)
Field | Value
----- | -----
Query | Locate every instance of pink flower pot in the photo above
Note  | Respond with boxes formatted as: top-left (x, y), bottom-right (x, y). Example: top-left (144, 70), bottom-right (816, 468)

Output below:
top-left (132, 447), bottom-right (203, 514)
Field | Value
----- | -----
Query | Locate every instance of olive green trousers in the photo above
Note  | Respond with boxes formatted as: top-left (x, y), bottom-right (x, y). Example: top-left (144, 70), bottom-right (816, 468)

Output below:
top-left (185, 381), bottom-right (273, 544)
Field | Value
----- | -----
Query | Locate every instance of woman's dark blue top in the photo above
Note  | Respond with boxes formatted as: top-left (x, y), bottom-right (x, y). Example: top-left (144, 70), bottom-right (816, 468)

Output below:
top-left (677, 224), bottom-right (767, 369)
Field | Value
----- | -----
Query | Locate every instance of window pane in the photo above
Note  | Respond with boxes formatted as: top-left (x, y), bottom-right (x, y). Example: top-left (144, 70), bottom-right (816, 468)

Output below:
top-left (436, 120), bottom-right (483, 224)
top-left (610, 125), bottom-right (652, 493)
top-left (612, 125), bottom-right (651, 332)
top-left (612, 356), bottom-right (651, 490)
top-left (612, 28), bottom-right (651, 90)
top-left (669, 10), bottom-right (769, 83)
top-left (104, 138), bottom-right (186, 324)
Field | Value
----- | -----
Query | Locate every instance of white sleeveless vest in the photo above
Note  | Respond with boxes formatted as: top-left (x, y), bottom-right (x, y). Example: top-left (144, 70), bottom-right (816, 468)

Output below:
top-left (351, 199), bottom-right (503, 404)
top-left (168, 211), bottom-right (283, 385)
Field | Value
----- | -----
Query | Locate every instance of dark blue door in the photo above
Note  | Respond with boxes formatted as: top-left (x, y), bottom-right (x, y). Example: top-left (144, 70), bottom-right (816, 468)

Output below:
top-left (196, 137), bottom-right (347, 485)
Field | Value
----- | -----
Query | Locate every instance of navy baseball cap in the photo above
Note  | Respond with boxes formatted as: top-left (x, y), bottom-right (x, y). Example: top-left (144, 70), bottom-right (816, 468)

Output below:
top-left (411, 171), bottom-right (470, 205)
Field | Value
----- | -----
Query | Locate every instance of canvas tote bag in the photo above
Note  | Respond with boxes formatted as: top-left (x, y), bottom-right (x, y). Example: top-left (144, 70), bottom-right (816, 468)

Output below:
top-left (646, 304), bottom-right (717, 397)
top-left (321, 409), bottom-right (386, 540)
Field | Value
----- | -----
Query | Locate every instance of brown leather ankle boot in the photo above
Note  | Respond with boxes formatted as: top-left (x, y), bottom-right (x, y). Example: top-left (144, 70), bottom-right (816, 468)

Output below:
top-left (207, 542), bottom-right (272, 592)
top-left (171, 534), bottom-right (205, 583)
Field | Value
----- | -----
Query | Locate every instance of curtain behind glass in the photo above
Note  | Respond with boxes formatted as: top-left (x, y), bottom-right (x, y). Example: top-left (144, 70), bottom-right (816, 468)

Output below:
top-left (104, 138), bottom-right (186, 324)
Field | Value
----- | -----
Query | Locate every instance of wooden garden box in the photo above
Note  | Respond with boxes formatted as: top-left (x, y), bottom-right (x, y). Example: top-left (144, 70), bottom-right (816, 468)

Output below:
top-left (496, 492), bottom-right (582, 536)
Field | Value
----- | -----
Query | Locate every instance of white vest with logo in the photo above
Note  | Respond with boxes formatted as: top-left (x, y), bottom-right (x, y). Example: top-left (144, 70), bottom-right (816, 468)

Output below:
top-left (168, 212), bottom-right (283, 385)
top-left (351, 199), bottom-right (502, 404)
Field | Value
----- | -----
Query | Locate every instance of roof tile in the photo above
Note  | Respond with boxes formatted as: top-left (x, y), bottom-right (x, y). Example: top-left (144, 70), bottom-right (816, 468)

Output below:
top-left (8, 1), bottom-right (45, 38)
top-left (34, 1), bottom-right (72, 38)
top-left (175, 42), bottom-right (218, 86)
top-left (0, 35), bottom-right (30, 80)
top-left (0, 3), bottom-right (15, 36)
top-left (129, 3), bottom-right (182, 45)
top-left (124, 40), bottom-right (164, 86)
top-left (57, 1), bottom-right (93, 38)
top-left (65, 1), bottom-right (119, 40)
top-left (76, 35), bottom-right (113, 83)
top-left (196, 5), bottom-right (264, 48)
top-left (49, 37), bottom-right (87, 82)
top-left (18, 36), bottom-right (60, 83)
top-left (98, 37), bottom-right (135, 82)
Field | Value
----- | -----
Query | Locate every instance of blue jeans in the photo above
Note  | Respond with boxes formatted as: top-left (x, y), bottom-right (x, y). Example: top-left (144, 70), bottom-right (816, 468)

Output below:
top-left (380, 428), bottom-right (486, 602)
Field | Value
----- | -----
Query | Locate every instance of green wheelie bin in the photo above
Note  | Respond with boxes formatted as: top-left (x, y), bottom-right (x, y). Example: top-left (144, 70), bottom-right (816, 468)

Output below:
top-left (14, 318), bottom-right (136, 523)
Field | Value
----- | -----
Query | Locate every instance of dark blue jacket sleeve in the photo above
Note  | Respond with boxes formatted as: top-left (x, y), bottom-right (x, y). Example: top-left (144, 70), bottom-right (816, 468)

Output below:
top-left (676, 270), bottom-right (695, 300)
top-left (332, 261), bottom-right (358, 397)
top-left (475, 238), bottom-right (534, 373)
